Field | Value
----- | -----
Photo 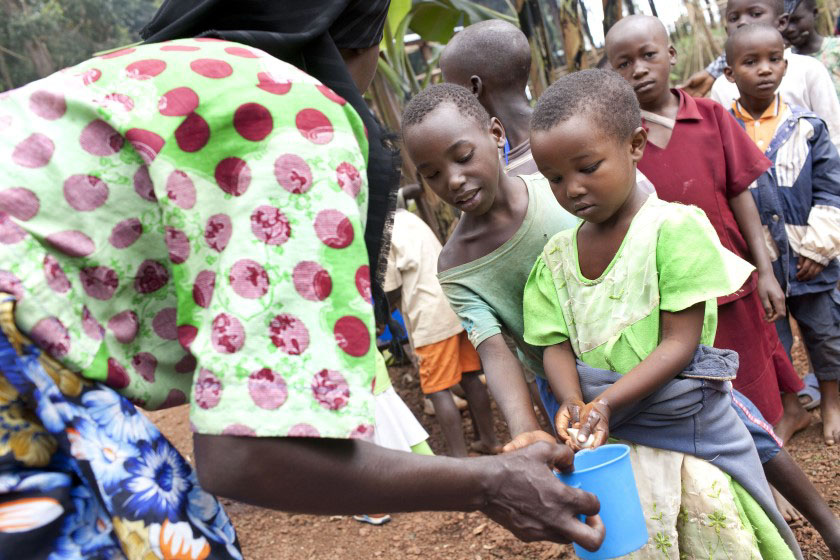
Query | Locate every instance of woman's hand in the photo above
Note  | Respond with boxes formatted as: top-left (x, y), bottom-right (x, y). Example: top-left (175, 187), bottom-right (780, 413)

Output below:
top-left (757, 271), bottom-right (786, 322)
top-left (573, 400), bottom-right (611, 450)
top-left (481, 441), bottom-right (605, 549)
top-left (554, 398), bottom-right (585, 446)
top-left (502, 429), bottom-right (556, 453)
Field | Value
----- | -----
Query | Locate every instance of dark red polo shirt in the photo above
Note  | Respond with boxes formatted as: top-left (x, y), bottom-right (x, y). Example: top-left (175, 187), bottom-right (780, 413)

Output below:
top-left (639, 89), bottom-right (772, 303)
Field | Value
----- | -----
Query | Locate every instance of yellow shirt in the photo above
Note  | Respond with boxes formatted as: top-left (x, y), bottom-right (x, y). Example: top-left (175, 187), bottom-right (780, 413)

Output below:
top-left (732, 95), bottom-right (786, 152)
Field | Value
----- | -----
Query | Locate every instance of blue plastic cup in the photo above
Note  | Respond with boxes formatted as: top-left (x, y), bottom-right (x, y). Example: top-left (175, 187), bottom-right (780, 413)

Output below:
top-left (554, 444), bottom-right (648, 559)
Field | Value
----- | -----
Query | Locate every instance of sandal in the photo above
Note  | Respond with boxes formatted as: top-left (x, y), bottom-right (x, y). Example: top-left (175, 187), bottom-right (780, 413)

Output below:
top-left (797, 373), bottom-right (821, 411)
top-left (353, 514), bottom-right (392, 526)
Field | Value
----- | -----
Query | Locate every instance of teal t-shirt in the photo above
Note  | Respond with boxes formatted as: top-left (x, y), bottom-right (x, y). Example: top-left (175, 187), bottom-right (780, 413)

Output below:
top-left (437, 174), bottom-right (578, 377)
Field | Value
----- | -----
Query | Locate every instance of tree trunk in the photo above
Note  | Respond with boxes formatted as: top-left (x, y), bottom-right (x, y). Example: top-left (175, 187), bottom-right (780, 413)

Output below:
top-left (602, 0), bottom-right (623, 35)
top-left (624, 0), bottom-right (636, 15)
top-left (2, 0), bottom-right (57, 79)
top-left (558, 0), bottom-right (588, 72)
top-left (647, 0), bottom-right (658, 16)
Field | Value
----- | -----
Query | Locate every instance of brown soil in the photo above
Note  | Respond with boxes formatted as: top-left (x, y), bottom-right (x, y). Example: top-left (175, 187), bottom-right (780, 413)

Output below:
top-left (146, 333), bottom-right (839, 559)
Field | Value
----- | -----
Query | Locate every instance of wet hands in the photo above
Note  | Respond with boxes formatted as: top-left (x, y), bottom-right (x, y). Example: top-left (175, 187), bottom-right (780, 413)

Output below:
top-left (556, 399), bottom-right (610, 451)
top-left (480, 441), bottom-right (605, 549)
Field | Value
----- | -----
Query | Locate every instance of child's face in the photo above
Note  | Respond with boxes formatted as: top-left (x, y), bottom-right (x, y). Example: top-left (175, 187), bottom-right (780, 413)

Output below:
top-left (783, 2), bottom-right (817, 48)
top-left (607, 28), bottom-right (676, 107)
top-left (725, 0), bottom-right (787, 36)
top-left (403, 103), bottom-right (505, 216)
top-left (530, 115), bottom-right (646, 225)
top-left (725, 31), bottom-right (787, 100)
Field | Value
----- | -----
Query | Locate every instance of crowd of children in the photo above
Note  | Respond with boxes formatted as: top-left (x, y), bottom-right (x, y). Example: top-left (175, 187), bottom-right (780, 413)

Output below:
top-left (375, 0), bottom-right (840, 557)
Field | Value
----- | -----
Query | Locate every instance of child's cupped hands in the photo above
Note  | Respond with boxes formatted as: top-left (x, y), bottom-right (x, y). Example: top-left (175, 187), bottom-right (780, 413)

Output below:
top-left (554, 398), bottom-right (584, 449)
top-left (757, 271), bottom-right (786, 322)
top-left (557, 399), bottom-right (611, 452)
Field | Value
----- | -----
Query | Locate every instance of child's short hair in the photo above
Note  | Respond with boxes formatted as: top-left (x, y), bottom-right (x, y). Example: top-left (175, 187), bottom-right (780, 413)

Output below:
top-left (725, 24), bottom-right (784, 61)
top-left (402, 83), bottom-right (491, 131)
top-left (440, 20), bottom-right (531, 91)
top-left (531, 69), bottom-right (640, 140)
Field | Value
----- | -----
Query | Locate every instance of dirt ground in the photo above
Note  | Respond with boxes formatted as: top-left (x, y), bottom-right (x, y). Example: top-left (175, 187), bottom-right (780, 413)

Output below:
top-left (146, 335), bottom-right (840, 559)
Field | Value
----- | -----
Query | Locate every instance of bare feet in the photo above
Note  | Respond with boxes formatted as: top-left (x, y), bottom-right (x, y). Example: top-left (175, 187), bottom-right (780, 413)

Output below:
top-left (773, 392), bottom-right (813, 444)
top-left (771, 486), bottom-right (803, 525)
top-left (469, 440), bottom-right (503, 455)
top-left (819, 380), bottom-right (840, 446)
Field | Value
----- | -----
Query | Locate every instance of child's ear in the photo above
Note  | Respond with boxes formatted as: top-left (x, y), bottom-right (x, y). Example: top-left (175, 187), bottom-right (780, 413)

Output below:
top-left (776, 13), bottom-right (790, 32)
top-left (630, 126), bottom-right (647, 162)
top-left (723, 65), bottom-right (736, 83)
top-left (490, 117), bottom-right (506, 149)
top-left (783, 58), bottom-right (788, 77)
top-left (668, 45), bottom-right (678, 67)
top-left (470, 75), bottom-right (484, 98)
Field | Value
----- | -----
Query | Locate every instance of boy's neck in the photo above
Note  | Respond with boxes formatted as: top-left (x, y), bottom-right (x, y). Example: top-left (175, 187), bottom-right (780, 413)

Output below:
top-left (639, 87), bottom-right (680, 118)
top-left (797, 31), bottom-right (824, 55)
top-left (737, 92), bottom-right (776, 121)
top-left (465, 171), bottom-right (520, 228)
top-left (484, 92), bottom-right (533, 149)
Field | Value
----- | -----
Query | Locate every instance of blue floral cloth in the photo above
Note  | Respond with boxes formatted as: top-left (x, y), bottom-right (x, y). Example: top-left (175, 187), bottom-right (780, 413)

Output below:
top-left (0, 295), bottom-right (241, 560)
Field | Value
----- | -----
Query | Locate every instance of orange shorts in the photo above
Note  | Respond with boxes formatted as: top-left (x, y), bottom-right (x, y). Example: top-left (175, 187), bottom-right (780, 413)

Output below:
top-left (414, 331), bottom-right (481, 394)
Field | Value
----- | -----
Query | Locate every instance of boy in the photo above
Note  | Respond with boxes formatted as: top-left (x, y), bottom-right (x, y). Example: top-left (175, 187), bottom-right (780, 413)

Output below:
top-left (384, 206), bottom-right (501, 457)
top-left (725, 24), bottom-right (840, 448)
top-left (607, 13), bottom-right (810, 443)
top-left (784, 0), bottom-right (840, 97)
top-left (710, 0), bottom-right (840, 151)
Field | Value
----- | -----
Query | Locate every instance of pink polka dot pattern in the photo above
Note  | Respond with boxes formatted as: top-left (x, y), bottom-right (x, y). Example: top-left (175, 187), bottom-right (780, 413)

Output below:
top-left (234, 103), bottom-right (273, 141)
top-left (47, 230), bottom-right (95, 257)
top-left (158, 87), bottom-right (199, 116)
top-left (165, 226), bottom-right (191, 264)
top-left (174, 353), bottom-right (197, 374)
top-left (248, 368), bottom-right (288, 410)
top-left (152, 307), bottom-right (178, 340)
top-left (251, 205), bottom-right (290, 245)
top-left (215, 157), bottom-right (251, 196)
top-left (101, 93), bottom-right (134, 113)
top-left (195, 368), bottom-right (222, 409)
top-left (314, 209), bottom-right (354, 249)
top-left (0, 115), bottom-right (10, 132)
top-left (132, 352), bottom-right (157, 382)
top-left (30, 317), bottom-right (70, 358)
top-left (204, 214), bottom-right (232, 252)
top-left (101, 48), bottom-right (135, 59)
top-left (193, 270), bottom-right (216, 308)
top-left (311, 369), bottom-right (350, 410)
top-left (80, 119), bottom-right (124, 156)
top-left (222, 424), bottom-right (255, 436)
top-left (13, 133), bottom-right (54, 168)
top-left (175, 112), bottom-right (210, 152)
top-left (230, 259), bottom-right (269, 299)
top-left (133, 167), bottom-right (157, 202)
top-left (108, 310), bottom-right (139, 344)
top-left (79, 266), bottom-right (119, 300)
top-left (109, 218), bottom-right (143, 249)
top-left (350, 424), bottom-right (375, 441)
top-left (126, 59), bottom-right (166, 80)
top-left (63, 175), bottom-right (109, 211)
top-left (178, 325), bottom-right (198, 349)
top-left (161, 45), bottom-right (200, 52)
top-left (211, 313), bottom-right (245, 354)
top-left (292, 261), bottom-right (332, 301)
top-left (274, 154), bottom-right (312, 194)
top-left (161, 389), bottom-right (187, 408)
top-left (81, 306), bottom-right (105, 341)
top-left (106, 358), bottom-right (130, 389)
top-left (0, 270), bottom-right (24, 300)
top-left (79, 68), bottom-right (101, 85)
top-left (190, 58), bottom-right (233, 79)
top-left (295, 108), bottom-right (333, 144)
top-left (29, 90), bottom-right (66, 120)
top-left (355, 265), bottom-right (372, 304)
top-left (288, 423), bottom-right (320, 438)
top-left (269, 313), bottom-right (309, 355)
top-left (125, 128), bottom-right (164, 164)
top-left (256, 72), bottom-right (291, 95)
top-left (334, 316), bottom-right (370, 357)
top-left (0, 188), bottom-right (40, 221)
top-left (44, 255), bottom-right (71, 293)
top-left (316, 85), bottom-right (346, 105)
top-left (336, 162), bottom-right (362, 198)
top-left (225, 46), bottom-right (259, 58)
top-left (0, 214), bottom-right (26, 245)
top-left (134, 260), bottom-right (169, 293)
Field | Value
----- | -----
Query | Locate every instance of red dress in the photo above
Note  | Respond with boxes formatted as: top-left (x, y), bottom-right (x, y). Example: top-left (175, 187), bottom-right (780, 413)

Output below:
top-left (639, 89), bottom-right (803, 424)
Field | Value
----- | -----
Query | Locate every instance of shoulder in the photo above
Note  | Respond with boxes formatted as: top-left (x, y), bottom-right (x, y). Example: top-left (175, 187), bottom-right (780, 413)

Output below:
top-left (437, 236), bottom-right (467, 274)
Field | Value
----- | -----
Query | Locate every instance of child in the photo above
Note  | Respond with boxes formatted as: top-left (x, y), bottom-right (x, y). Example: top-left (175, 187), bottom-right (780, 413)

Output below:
top-left (606, 14), bottom-right (811, 444)
top-left (784, 0), bottom-right (840, 97)
top-left (710, 0), bottom-right (840, 151)
top-left (384, 206), bottom-right (501, 457)
top-left (725, 24), bottom-right (840, 447)
top-left (524, 67), bottom-right (798, 559)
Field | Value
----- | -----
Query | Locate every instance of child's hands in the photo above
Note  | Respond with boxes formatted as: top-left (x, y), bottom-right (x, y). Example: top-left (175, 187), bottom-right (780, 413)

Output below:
top-left (796, 255), bottom-right (826, 282)
top-left (574, 400), bottom-right (611, 450)
top-left (502, 430), bottom-right (557, 453)
top-left (757, 271), bottom-right (786, 322)
top-left (554, 398), bottom-right (585, 447)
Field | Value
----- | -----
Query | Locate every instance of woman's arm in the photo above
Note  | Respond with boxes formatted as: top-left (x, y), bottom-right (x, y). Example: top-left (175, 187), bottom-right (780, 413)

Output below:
top-left (729, 190), bottom-right (785, 321)
top-left (194, 434), bottom-right (605, 548)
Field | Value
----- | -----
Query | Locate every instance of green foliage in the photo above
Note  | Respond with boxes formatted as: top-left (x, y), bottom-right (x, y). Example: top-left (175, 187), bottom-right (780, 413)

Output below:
top-left (1, 0), bottom-right (161, 90)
